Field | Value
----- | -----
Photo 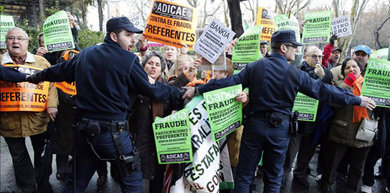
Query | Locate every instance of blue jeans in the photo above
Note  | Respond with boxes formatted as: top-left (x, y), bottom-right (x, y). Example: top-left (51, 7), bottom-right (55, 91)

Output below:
top-left (234, 117), bottom-right (290, 193)
top-left (62, 130), bottom-right (142, 193)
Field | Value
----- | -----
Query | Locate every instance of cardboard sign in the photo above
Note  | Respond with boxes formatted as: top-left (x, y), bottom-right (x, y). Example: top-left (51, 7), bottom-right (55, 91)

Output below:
top-left (362, 58), bottom-right (390, 108)
top-left (129, 14), bottom-right (144, 30)
top-left (54, 81), bottom-right (77, 95)
top-left (184, 96), bottom-right (221, 193)
top-left (43, 11), bottom-right (75, 52)
top-left (330, 15), bottom-right (352, 38)
top-left (153, 109), bottom-right (193, 164)
top-left (144, 0), bottom-right (198, 49)
top-left (302, 11), bottom-right (332, 44)
top-left (0, 64), bottom-right (49, 112)
top-left (292, 92), bottom-right (319, 122)
top-left (274, 14), bottom-right (301, 43)
top-left (0, 15), bottom-right (15, 49)
top-left (255, 7), bottom-right (277, 41)
top-left (204, 84), bottom-right (243, 141)
top-left (232, 25), bottom-right (263, 64)
top-left (194, 19), bottom-right (235, 64)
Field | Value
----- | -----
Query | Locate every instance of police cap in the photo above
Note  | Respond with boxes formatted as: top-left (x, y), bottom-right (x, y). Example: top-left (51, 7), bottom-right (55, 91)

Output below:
top-left (271, 30), bottom-right (303, 46)
top-left (106, 17), bottom-right (143, 34)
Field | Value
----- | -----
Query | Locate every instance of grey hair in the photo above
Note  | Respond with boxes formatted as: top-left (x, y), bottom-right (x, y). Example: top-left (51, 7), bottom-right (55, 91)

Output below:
top-left (5, 27), bottom-right (29, 40)
top-left (141, 50), bottom-right (167, 72)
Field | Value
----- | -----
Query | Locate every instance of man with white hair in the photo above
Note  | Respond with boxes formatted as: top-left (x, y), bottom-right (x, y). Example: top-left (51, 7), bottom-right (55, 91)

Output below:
top-left (0, 27), bottom-right (58, 193)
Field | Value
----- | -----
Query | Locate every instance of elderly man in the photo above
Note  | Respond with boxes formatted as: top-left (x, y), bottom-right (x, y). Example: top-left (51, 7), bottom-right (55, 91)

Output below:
top-left (0, 27), bottom-right (58, 193)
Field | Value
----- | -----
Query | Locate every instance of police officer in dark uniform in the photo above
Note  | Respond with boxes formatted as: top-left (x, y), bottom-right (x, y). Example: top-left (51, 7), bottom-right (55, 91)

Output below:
top-left (0, 65), bottom-right (26, 81)
top-left (183, 30), bottom-right (376, 193)
top-left (24, 17), bottom-right (187, 193)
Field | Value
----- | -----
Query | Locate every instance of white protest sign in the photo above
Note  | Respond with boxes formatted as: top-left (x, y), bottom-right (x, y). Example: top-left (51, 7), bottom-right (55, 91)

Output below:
top-left (330, 15), bottom-right (352, 37)
top-left (129, 14), bottom-right (144, 30)
top-left (194, 19), bottom-right (235, 64)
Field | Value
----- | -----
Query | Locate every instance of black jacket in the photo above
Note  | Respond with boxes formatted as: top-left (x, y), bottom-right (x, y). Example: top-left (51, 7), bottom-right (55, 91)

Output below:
top-left (34, 35), bottom-right (182, 120)
top-left (198, 53), bottom-right (361, 116)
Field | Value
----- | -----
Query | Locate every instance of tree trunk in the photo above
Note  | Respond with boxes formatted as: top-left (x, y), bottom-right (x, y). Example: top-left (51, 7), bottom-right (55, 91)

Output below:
top-left (97, 0), bottom-right (104, 31)
top-left (222, 0), bottom-right (230, 27)
top-left (81, 0), bottom-right (87, 26)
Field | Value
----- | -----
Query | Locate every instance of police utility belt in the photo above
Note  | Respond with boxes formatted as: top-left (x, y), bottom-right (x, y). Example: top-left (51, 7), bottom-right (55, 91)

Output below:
top-left (250, 111), bottom-right (299, 136)
top-left (76, 118), bottom-right (141, 173)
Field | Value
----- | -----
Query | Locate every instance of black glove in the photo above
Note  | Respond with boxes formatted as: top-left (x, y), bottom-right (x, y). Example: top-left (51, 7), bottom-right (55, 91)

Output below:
top-left (329, 35), bottom-right (337, 45)
top-left (26, 73), bottom-right (42, 84)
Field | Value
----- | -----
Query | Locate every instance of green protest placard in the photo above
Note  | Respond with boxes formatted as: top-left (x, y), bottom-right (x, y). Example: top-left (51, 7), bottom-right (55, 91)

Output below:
top-left (204, 84), bottom-right (243, 141)
top-left (152, 109), bottom-right (193, 164)
top-left (274, 14), bottom-right (301, 43)
top-left (371, 48), bottom-right (388, 60)
top-left (302, 11), bottom-right (332, 44)
top-left (292, 92), bottom-right (319, 122)
top-left (232, 25), bottom-right (263, 64)
top-left (0, 15), bottom-right (15, 49)
top-left (43, 11), bottom-right (75, 52)
top-left (361, 58), bottom-right (390, 108)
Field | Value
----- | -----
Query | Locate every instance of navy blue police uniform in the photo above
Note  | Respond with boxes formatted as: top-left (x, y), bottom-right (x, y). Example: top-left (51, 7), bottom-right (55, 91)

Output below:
top-left (26, 17), bottom-right (184, 193)
top-left (196, 30), bottom-right (362, 193)
top-left (0, 65), bottom-right (26, 82)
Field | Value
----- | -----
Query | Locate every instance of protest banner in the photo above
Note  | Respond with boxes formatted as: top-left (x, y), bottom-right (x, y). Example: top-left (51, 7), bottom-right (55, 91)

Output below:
top-left (361, 58), bottom-right (390, 108)
top-left (183, 96), bottom-right (221, 193)
top-left (330, 15), bottom-right (352, 38)
top-left (0, 64), bottom-right (49, 112)
top-left (144, 0), bottom-right (198, 49)
top-left (218, 138), bottom-right (234, 190)
top-left (204, 84), bottom-right (243, 141)
top-left (54, 82), bottom-right (77, 95)
top-left (129, 14), bottom-right (144, 30)
top-left (232, 25), bottom-right (263, 64)
top-left (255, 7), bottom-right (277, 41)
top-left (0, 15), bottom-right (15, 49)
top-left (302, 11), bottom-right (332, 44)
top-left (292, 92), bottom-right (319, 122)
top-left (43, 11), bottom-right (75, 52)
top-left (153, 109), bottom-right (192, 164)
top-left (194, 19), bottom-right (235, 64)
top-left (274, 14), bottom-right (301, 43)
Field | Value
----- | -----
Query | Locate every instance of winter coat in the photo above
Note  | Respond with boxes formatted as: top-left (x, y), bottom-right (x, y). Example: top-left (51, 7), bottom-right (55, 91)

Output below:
top-left (129, 78), bottom-right (177, 179)
top-left (328, 82), bottom-right (374, 148)
top-left (0, 52), bottom-right (58, 138)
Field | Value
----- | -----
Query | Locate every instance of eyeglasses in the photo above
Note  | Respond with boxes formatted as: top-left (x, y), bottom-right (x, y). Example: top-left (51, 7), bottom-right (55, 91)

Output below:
top-left (7, 36), bottom-right (28, 41)
top-left (309, 55), bottom-right (324, 59)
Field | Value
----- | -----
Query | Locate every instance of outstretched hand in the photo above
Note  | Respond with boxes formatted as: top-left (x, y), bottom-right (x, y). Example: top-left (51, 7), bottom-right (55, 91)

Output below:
top-left (182, 87), bottom-right (195, 99)
top-left (359, 96), bottom-right (376, 111)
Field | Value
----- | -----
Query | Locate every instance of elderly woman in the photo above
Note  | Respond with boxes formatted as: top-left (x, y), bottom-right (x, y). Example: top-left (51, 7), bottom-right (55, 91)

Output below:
top-left (129, 51), bottom-right (179, 193)
top-left (318, 58), bottom-right (376, 193)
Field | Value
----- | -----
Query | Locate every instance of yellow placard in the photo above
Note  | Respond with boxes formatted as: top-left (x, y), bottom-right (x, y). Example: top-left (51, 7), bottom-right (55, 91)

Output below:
top-left (255, 7), bottom-right (277, 41)
top-left (143, 0), bottom-right (198, 49)
top-left (54, 81), bottom-right (76, 95)
top-left (0, 64), bottom-right (49, 112)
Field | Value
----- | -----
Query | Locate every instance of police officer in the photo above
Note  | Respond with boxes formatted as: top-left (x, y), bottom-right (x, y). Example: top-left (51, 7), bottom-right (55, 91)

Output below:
top-left (183, 30), bottom-right (376, 193)
top-left (0, 65), bottom-right (26, 81)
top-left (25, 17), bottom-right (187, 193)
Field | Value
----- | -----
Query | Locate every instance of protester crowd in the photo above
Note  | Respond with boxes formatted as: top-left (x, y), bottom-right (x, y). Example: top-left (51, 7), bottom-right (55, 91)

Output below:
top-left (0, 8), bottom-right (388, 193)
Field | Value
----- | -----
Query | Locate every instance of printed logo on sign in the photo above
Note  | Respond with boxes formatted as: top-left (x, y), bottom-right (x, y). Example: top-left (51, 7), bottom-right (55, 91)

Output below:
top-left (47, 42), bottom-right (73, 52)
top-left (152, 1), bottom-right (193, 22)
top-left (261, 9), bottom-right (272, 19)
top-left (298, 113), bottom-right (314, 120)
top-left (160, 153), bottom-right (190, 162)
top-left (369, 97), bottom-right (390, 107)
